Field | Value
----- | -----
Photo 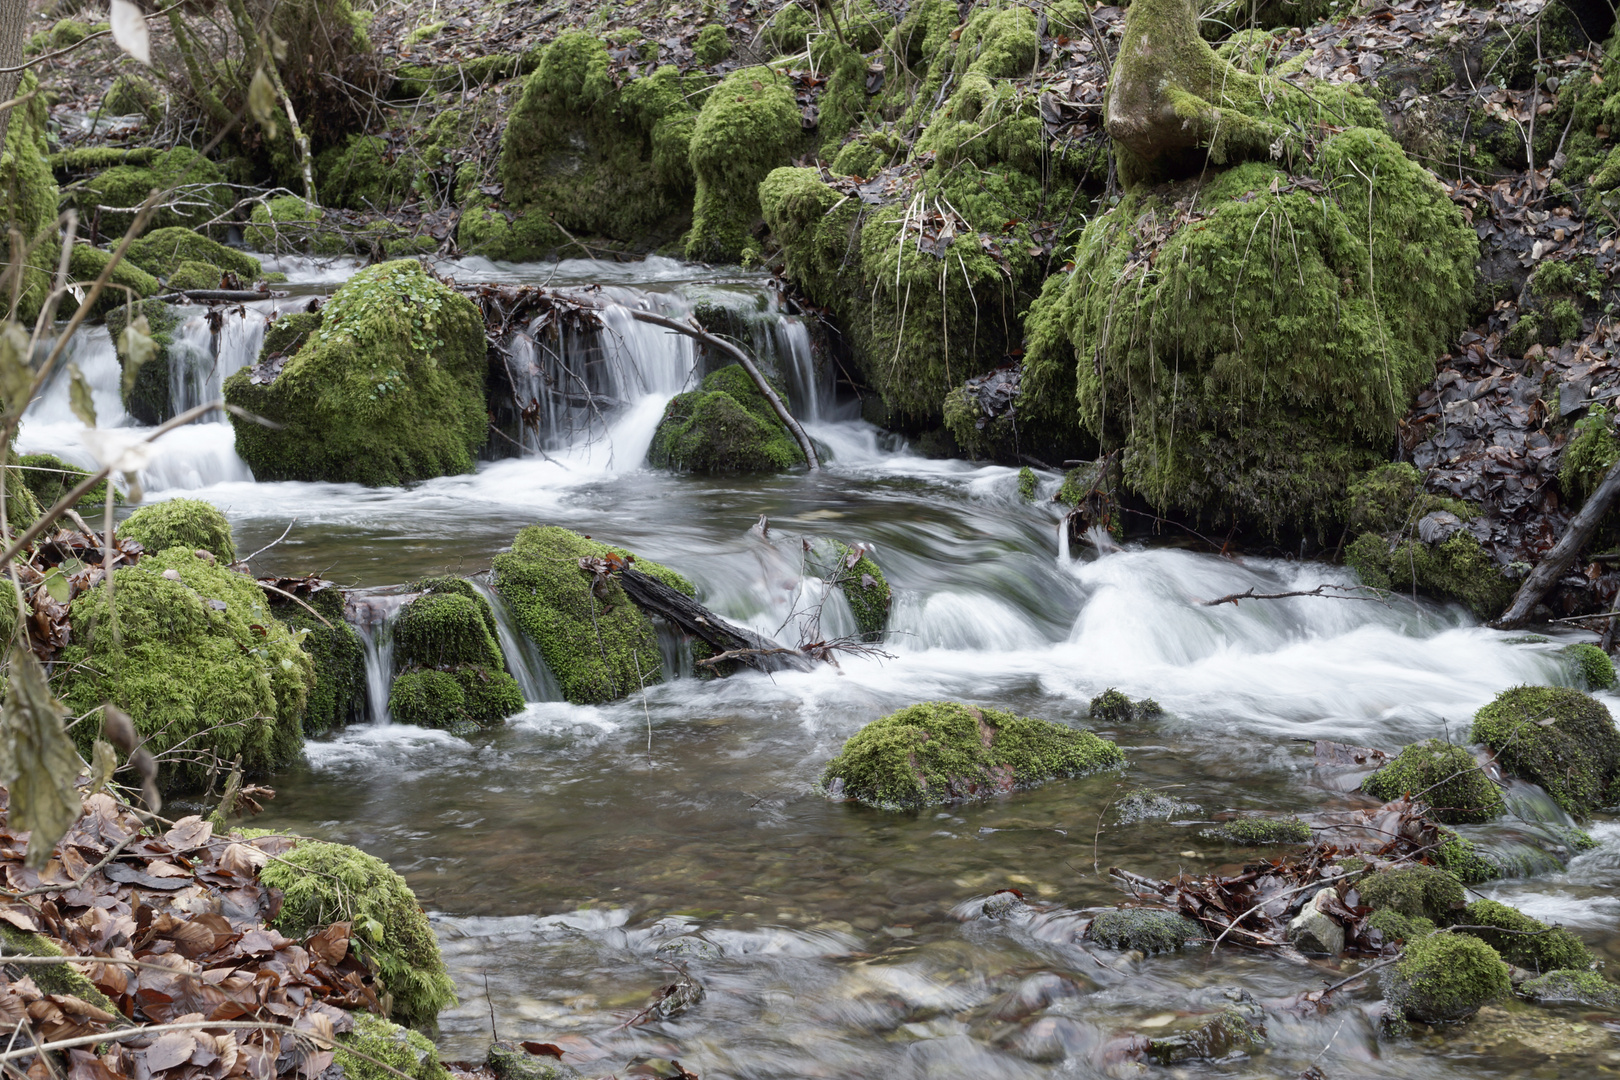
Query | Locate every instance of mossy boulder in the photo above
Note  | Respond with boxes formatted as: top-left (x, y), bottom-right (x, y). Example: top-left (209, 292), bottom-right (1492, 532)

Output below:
top-left (120, 497), bottom-right (236, 560)
top-left (805, 539), bottom-right (891, 642)
top-left (648, 364), bottom-right (805, 473)
top-left (77, 147), bottom-right (231, 235)
top-left (492, 526), bottom-right (694, 705)
top-left (820, 701), bottom-right (1124, 810)
top-left (1435, 827), bottom-right (1502, 885)
top-left (1471, 686), bottom-right (1620, 817)
top-left (316, 134), bottom-right (408, 211)
top-left (103, 74), bottom-right (162, 119)
top-left (57, 549), bottom-right (313, 793)
top-left (1559, 405), bottom-right (1618, 506)
top-left (1384, 932), bottom-right (1511, 1023)
top-left (259, 837), bottom-right (457, 1031)
top-left (1085, 908), bottom-right (1203, 953)
top-left (1361, 740), bottom-right (1504, 824)
top-left (270, 585), bottom-right (365, 737)
top-left (244, 196), bottom-right (338, 254)
top-left (1209, 816), bottom-right (1312, 845)
top-left (1088, 688), bottom-right (1163, 724)
top-left (686, 66), bottom-right (807, 264)
top-left (106, 301), bottom-right (181, 425)
top-left (1357, 865), bottom-right (1465, 924)
top-left (337, 1013), bottom-right (450, 1080)
top-left (1345, 528), bottom-right (1514, 620)
top-left (1563, 642), bottom-right (1617, 690)
top-left (1457, 899), bottom-right (1593, 973)
top-left (1368, 908), bottom-right (1436, 946)
top-left (693, 23), bottom-right (731, 66)
top-left (1519, 969), bottom-right (1620, 1008)
top-left (18, 453), bottom-right (115, 509)
top-left (164, 260), bottom-right (224, 293)
top-left (224, 261), bottom-right (488, 485)
top-left (1144, 1006), bottom-right (1264, 1065)
top-left (388, 579), bottom-right (523, 733)
top-left (125, 227), bottom-right (261, 280)
top-left (63, 244), bottom-right (160, 318)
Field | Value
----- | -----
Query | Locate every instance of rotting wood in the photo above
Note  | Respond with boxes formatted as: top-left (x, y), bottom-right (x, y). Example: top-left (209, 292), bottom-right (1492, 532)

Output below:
top-left (616, 567), bottom-right (815, 673)
top-left (1498, 456), bottom-right (1620, 627)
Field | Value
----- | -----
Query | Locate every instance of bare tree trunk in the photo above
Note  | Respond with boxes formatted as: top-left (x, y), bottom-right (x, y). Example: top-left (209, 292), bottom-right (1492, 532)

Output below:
top-left (0, 0), bottom-right (29, 151)
top-left (1497, 456), bottom-right (1620, 627)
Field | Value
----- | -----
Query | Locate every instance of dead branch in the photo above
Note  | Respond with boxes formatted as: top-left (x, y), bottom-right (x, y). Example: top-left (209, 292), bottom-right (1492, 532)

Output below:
top-left (1498, 455), bottom-right (1620, 627)
top-left (1200, 583), bottom-right (1382, 607)
top-left (616, 568), bottom-right (815, 673)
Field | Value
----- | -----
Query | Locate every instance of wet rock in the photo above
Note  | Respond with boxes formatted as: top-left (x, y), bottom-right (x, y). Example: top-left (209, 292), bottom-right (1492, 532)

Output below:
top-left (648, 364), bottom-right (806, 474)
top-left (388, 578), bottom-right (523, 733)
top-left (1085, 908), bottom-right (1202, 954)
top-left (1205, 816), bottom-right (1313, 845)
top-left (999, 1015), bottom-right (1096, 1064)
top-left (1087, 688), bottom-right (1161, 724)
top-left (1471, 685), bottom-right (1620, 817)
top-left (1286, 888), bottom-right (1346, 955)
top-left (1144, 1000), bottom-right (1264, 1065)
top-left (991, 972), bottom-right (1089, 1022)
top-left (654, 935), bottom-right (722, 962)
top-left (1449, 1002), bottom-right (1616, 1057)
top-left (270, 581), bottom-right (366, 737)
top-left (486, 1041), bottom-right (577, 1080)
top-left (981, 890), bottom-right (1030, 919)
top-left (1518, 969), bottom-right (1620, 1008)
top-left (1360, 739), bottom-right (1504, 824)
top-left (1113, 789), bottom-right (1202, 824)
top-left (819, 701), bottom-right (1124, 811)
top-left (1383, 932), bottom-right (1510, 1023)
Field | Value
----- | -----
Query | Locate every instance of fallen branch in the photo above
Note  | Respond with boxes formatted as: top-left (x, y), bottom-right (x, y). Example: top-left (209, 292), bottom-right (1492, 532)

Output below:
top-left (1498, 454), bottom-right (1620, 627)
top-left (1201, 583), bottom-right (1382, 607)
top-left (616, 568), bottom-right (815, 673)
top-left (150, 290), bottom-right (275, 303)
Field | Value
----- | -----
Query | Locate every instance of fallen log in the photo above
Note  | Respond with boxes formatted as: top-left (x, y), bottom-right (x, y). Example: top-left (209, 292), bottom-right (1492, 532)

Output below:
top-left (616, 567), bottom-right (815, 673)
top-left (151, 289), bottom-right (276, 303)
top-left (1497, 455), bottom-right (1620, 627)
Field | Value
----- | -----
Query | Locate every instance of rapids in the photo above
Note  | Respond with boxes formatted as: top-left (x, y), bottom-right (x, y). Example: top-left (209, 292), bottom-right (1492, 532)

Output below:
top-left (21, 255), bottom-right (1619, 1078)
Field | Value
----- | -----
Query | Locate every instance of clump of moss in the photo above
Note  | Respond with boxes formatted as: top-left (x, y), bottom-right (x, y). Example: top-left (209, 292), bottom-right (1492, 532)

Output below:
top-left (337, 1013), bottom-right (449, 1080)
top-left (1209, 817), bottom-right (1312, 845)
top-left (819, 700), bottom-right (1124, 810)
top-left (104, 73), bottom-right (161, 119)
top-left (1456, 899), bottom-right (1593, 973)
top-left (1145, 1007), bottom-right (1263, 1065)
top-left (1384, 932), bottom-right (1510, 1023)
top-left (165, 260), bottom-right (223, 292)
top-left (106, 301), bottom-right (181, 425)
top-left (244, 196), bottom-right (338, 254)
top-left (493, 526), bottom-right (693, 705)
top-left (1519, 969), bottom-right (1620, 1007)
top-left (18, 453), bottom-right (115, 509)
top-left (63, 244), bottom-right (159, 317)
top-left (224, 261), bottom-right (488, 485)
top-left (120, 497), bottom-right (236, 560)
top-left (1560, 406), bottom-right (1620, 506)
top-left (1435, 827), bottom-right (1502, 885)
top-left (1086, 908), bottom-right (1203, 953)
top-left (693, 23), bottom-right (731, 66)
top-left (832, 543), bottom-right (889, 642)
top-left (1344, 462), bottom-right (1475, 534)
top-left (1017, 466), bottom-right (1037, 501)
top-left (57, 549), bottom-right (313, 792)
top-left (687, 66), bottom-right (806, 263)
top-left (1346, 529), bottom-right (1515, 620)
top-left (388, 581), bottom-right (522, 732)
top-left (1564, 642), bottom-right (1617, 690)
top-left (648, 364), bottom-right (806, 473)
top-left (1368, 908), bottom-right (1436, 945)
top-left (1088, 688), bottom-right (1159, 723)
top-left (1361, 740), bottom-right (1504, 824)
top-left (77, 147), bottom-right (231, 235)
top-left (271, 585), bottom-right (364, 737)
top-left (259, 838), bottom-right (457, 1030)
top-left (1358, 865), bottom-right (1465, 924)
top-left (830, 131), bottom-right (904, 178)
top-left (1471, 686), bottom-right (1620, 817)
top-left (126, 227), bottom-right (261, 280)
top-left (316, 134), bottom-right (409, 211)
top-left (1, 72), bottom-right (59, 322)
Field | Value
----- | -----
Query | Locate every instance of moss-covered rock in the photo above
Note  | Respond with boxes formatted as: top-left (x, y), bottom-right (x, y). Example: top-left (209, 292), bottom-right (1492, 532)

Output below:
top-left (0, 924), bottom-right (122, 1015)
top-left (63, 244), bottom-right (160, 318)
top-left (1519, 969), bottom-right (1620, 1008)
top-left (126, 227), bottom-right (261, 280)
top-left (316, 134), bottom-right (408, 211)
top-left (224, 261), bottom-right (488, 485)
top-left (1368, 908), bottom-right (1436, 945)
top-left (244, 196), bottom-right (337, 254)
top-left (1088, 688), bottom-right (1161, 724)
top-left (693, 23), bottom-right (731, 66)
top-left (271, 585), bottom-right (365, 737)
top-left (1085, 908), bottom-right (1203, 953)
top-left (1435, 827), bottom-right (1502, 885)
top-left (164, 260), bottom-right (223, 293)
top-left (1559, 405), bottom-right (1618, 505)
top-left (1358, 865), bottom-right (1465, 924)
top-left (388, 579), bottom-right (523, 732)
top-left (648, 364), bottom-right (805, 473)
top-left (812, 541), bottom-right (891, 643)
top-left (1361, 740), bottom-right (1504, 825)
top-left (106, 301), bottom-right (181, 425)
top-left (1471, 686), bottom-right (1620, 817)
top-left (77, 147), bottom-right (231, 235)
top-left (1346, 528), bottom-right (1515, 620)
top-left (1456, 899), bottom-right (1593, 973)
top-left (1384, 932), bottom-right (1510, 1023)
top-left (104, 73), bottom-right (162, 120)
top-left (18, 453), bottom-right (115, 509)
top-left (687, 66), bottom-right (807, 263)
top-left (336, 1013), bottom-right (450, 1080)
top-left (120, 497), bottom-right (236, 560)
top-left (492, 526), bottom-right (693, 705)
top-left (259, 838), bottom-right (457, 1031)
top-left (1564, 642), bottom-right (1617, 691)
top-left (1209, 817), bottom-right (1312, 845)
top-left (58, 549), bottom-right (313, 792)
top-left (1144, 1006), bottom-right (1264, 1064)
top-left (1, 72), bottom-right (60, 322)
top-left (819, 701), bottom-right (1124, 810)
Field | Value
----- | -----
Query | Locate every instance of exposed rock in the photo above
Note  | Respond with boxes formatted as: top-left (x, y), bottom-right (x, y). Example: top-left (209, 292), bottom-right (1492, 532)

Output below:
top-left (1286, 888), bottom-right (1345, 955)
top-left (1086, 908), bottom-right (1202, 954)
top-left (1361, 739), bottom-right (1504, 824)
top-left (1471, 685), bottom-right (1620, 816)
top-left (648, 364), bottom-right (806, 474)
top-left (388, 578), bottom-right (524, 733)
top-left (1383, 932), bottom-right (1511, 1023)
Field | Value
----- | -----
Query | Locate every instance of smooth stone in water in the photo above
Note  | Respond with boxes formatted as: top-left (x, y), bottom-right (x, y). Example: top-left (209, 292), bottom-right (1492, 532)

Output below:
top-left (1286, 888), bottom-right (1345, 955)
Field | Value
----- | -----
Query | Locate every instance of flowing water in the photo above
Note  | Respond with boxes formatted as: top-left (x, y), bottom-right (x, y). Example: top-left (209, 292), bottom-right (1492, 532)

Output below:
top-left (20, 255), bottom-right (1620, 1078)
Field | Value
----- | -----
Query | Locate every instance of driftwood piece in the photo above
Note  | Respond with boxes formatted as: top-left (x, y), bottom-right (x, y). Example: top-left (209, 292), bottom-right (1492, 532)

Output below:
top-left (1498, 456), bottom-right (1620, 627)
top-left (152, 289), bottom-right (276, 303)
top-left (616, 567), bottom-right (815, 673)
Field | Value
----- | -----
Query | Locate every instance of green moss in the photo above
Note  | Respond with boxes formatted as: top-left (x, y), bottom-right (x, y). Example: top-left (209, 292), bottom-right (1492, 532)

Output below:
top-left (1344, 462), bottom-right (1476, 534)
top-left (1362, 740), bottom-right (1504, 824)
top-left (388, 585), bottom-right (522, 731)
top-left (104, 74), bottom-right (161, 119)
top-left (1086, 908), bottom-right (1203, 953)
top-left (337, 1013), bottom-right (449, 1080)
top-left (1564, 642), bottom-right (1617, 690)
top-left (0, 924), bottom-right (122, 1014)
top-left (835, 544), bottom-right (889, 642)
top-left (316, 135), bottom-right (408, 211)
top-left (813, 38), bottom-right (869, 158)
top-left (1519, 969), bottom-right (1620, 1007)
top-left (404, 21), bottom-right (445, 47)
top-left (259, 838), bottom-right (457, 1030)
top-left (163, 260), bottom-right (222, 292)
top-left (830, 131), bottom-right (903, 178)
top-left (1368, 908), bottom-right (1436, 945)
top-left (693, 23), bottom-right (731, 66)
top-left (30, 19), bottom-right (91, 53)
top-left (1345, 529), bottom-right (1515, 620)
top-left (1017, 466), bottom-right (1037, 501)
top-left (1359, 865), bottom-right (1465, 924)
top-left (1089, 688), bottom-right (1135, 724)
top-left (120, 497), bottom-right (236, 559)
top-left (272, 586), bottom-right (365, 737)
top-left (1386, 932), bottom-right (1510, 1023)
top-left (264, 310), bottom-right (323, 358)
top-left (1, 72), bottom-right (59, 322)
top-left (62, 244), bottom-right (159, 318)
top-left (1144, 1008), bottom-right (1262, 1065)
top-left (688, 66), bottom-right (806, 263)
top-left (244, 196), bottom-right (336, 254)
top-left (493, 526), bottom-right (692, 705)
top-left (1471, 686), bottom-right (1620, 817)
top-left (126, 226), bottom-right (261, 280)
top-left (1435, 827), bottom-right (1502, 885)
top-left (1212, 816), bottom-right (1312, 845)
top-left (18, 453), bottom-right (115, 509)
top-left (648, 364), bottom-right (806, 473)
top-left (77, 147), bottom-right (230, 236)
top-left (1560, 406), bottom-right (1618, 506)
top-left (106, 301), bottom-right (180, 425)
top-left (819, 700), bottom-right (1124, 810)
top-left (224, 261), bottom-right (488, 485)
top-left (57, 548), bottom-right (313, 792)
top-left (1457, 899), bottom-right (1593, 973)
top-left (762, 5), bottom-right (813, 54)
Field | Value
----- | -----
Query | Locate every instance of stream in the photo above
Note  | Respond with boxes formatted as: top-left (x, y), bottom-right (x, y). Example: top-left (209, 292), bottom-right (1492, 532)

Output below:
top-left (20, 256), bottom-right (1620, 1078)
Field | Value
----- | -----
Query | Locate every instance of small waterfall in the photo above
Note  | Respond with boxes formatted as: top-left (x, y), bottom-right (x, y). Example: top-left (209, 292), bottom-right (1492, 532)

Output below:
top-left (753, 311), bottom-right (830, 422)
top-left (348, 592), bottom-right (410, 724)
top-left (170, 309), bottom-right (268, 420)
top-left (24, 327), bottom-right (128, 429)
top-left (472, 578), bottom-right (561, 702)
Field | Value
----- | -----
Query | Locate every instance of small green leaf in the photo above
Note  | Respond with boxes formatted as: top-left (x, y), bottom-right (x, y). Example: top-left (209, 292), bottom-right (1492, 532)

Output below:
top-left (0, 322), bottom-right (34, 419)
top-left (42, 568), bottom-right (70, 605)
top-left (67, 362), bottom-right (96, 428)
top-left (118, 315), bottom-right (157, 403)
top-left (86, 740), bottom-right (118, 796)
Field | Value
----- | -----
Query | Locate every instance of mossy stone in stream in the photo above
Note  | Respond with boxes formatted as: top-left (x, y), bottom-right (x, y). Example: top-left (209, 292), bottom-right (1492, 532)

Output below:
top-left (224, 261), bottom-right (488, 486)
top-left (271, 585), bottom-right (365, 737)
top-left (1345, 529), bottom-right (1514, 621)
top-left (1086, 908), bottom-right (1203, 953)
top-left (263, 309), bottom-right (323, 358)
top-left (244, 195), bottom-right (336, 254)
top-left (57, 549), bottom-right (313, 793)
top-left (18, 453), bottom-right (116, 509)
top-left (1519, 969), bottom-right (1620, 1007)
top-left (164, 260), bottom-right (225, 293)
top-left (75, 147), bottom-right (231, 235)
top-left (106, 301), bottom-right (181, 425)
top-left (1456, 899), bottom-right (1593, 973)
top-left (1384, 932), bottom-right (1510, 1023)
top-left (1435, 827), bottom-right (1502, 885)
top-left (120, 497), bottom-right (236, 560)
top-left (336, 1013), bottom-right (450, 1080)
top-left (834, 543), bottom-right (890, 643)
top-left (1563, 642), bottom-right (1617, 690)
top-left (1088, 688), bottom-right (1161, 724)
top-left (62, 244), bottom-right (160, 318)
top-left (1357, 865), bottom-right (1465, 924)
top-left (1208, 816), bottom-right (1312, 845)
top-left (388, 580), bottom-right (522, 732)
top-left (492, 526), bottom-right (694, 705)
top-left (1361, 739), bottom-right (1504, 824)
top-left (1145, 1007), bottom-right (1263, 1064)
top-left (647, 364), bottom-right (805, 473)
top-left (820, 701), bottom-right (1124, 810)
top-left (1113, 789), bottom-right (1202, 823)
top-left (125, 227), bottom-right (261, 280)
top-left (1471, 686), bottom-right (1620, 817)
top-left (1368, 908), bottom-right (1436, 945)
